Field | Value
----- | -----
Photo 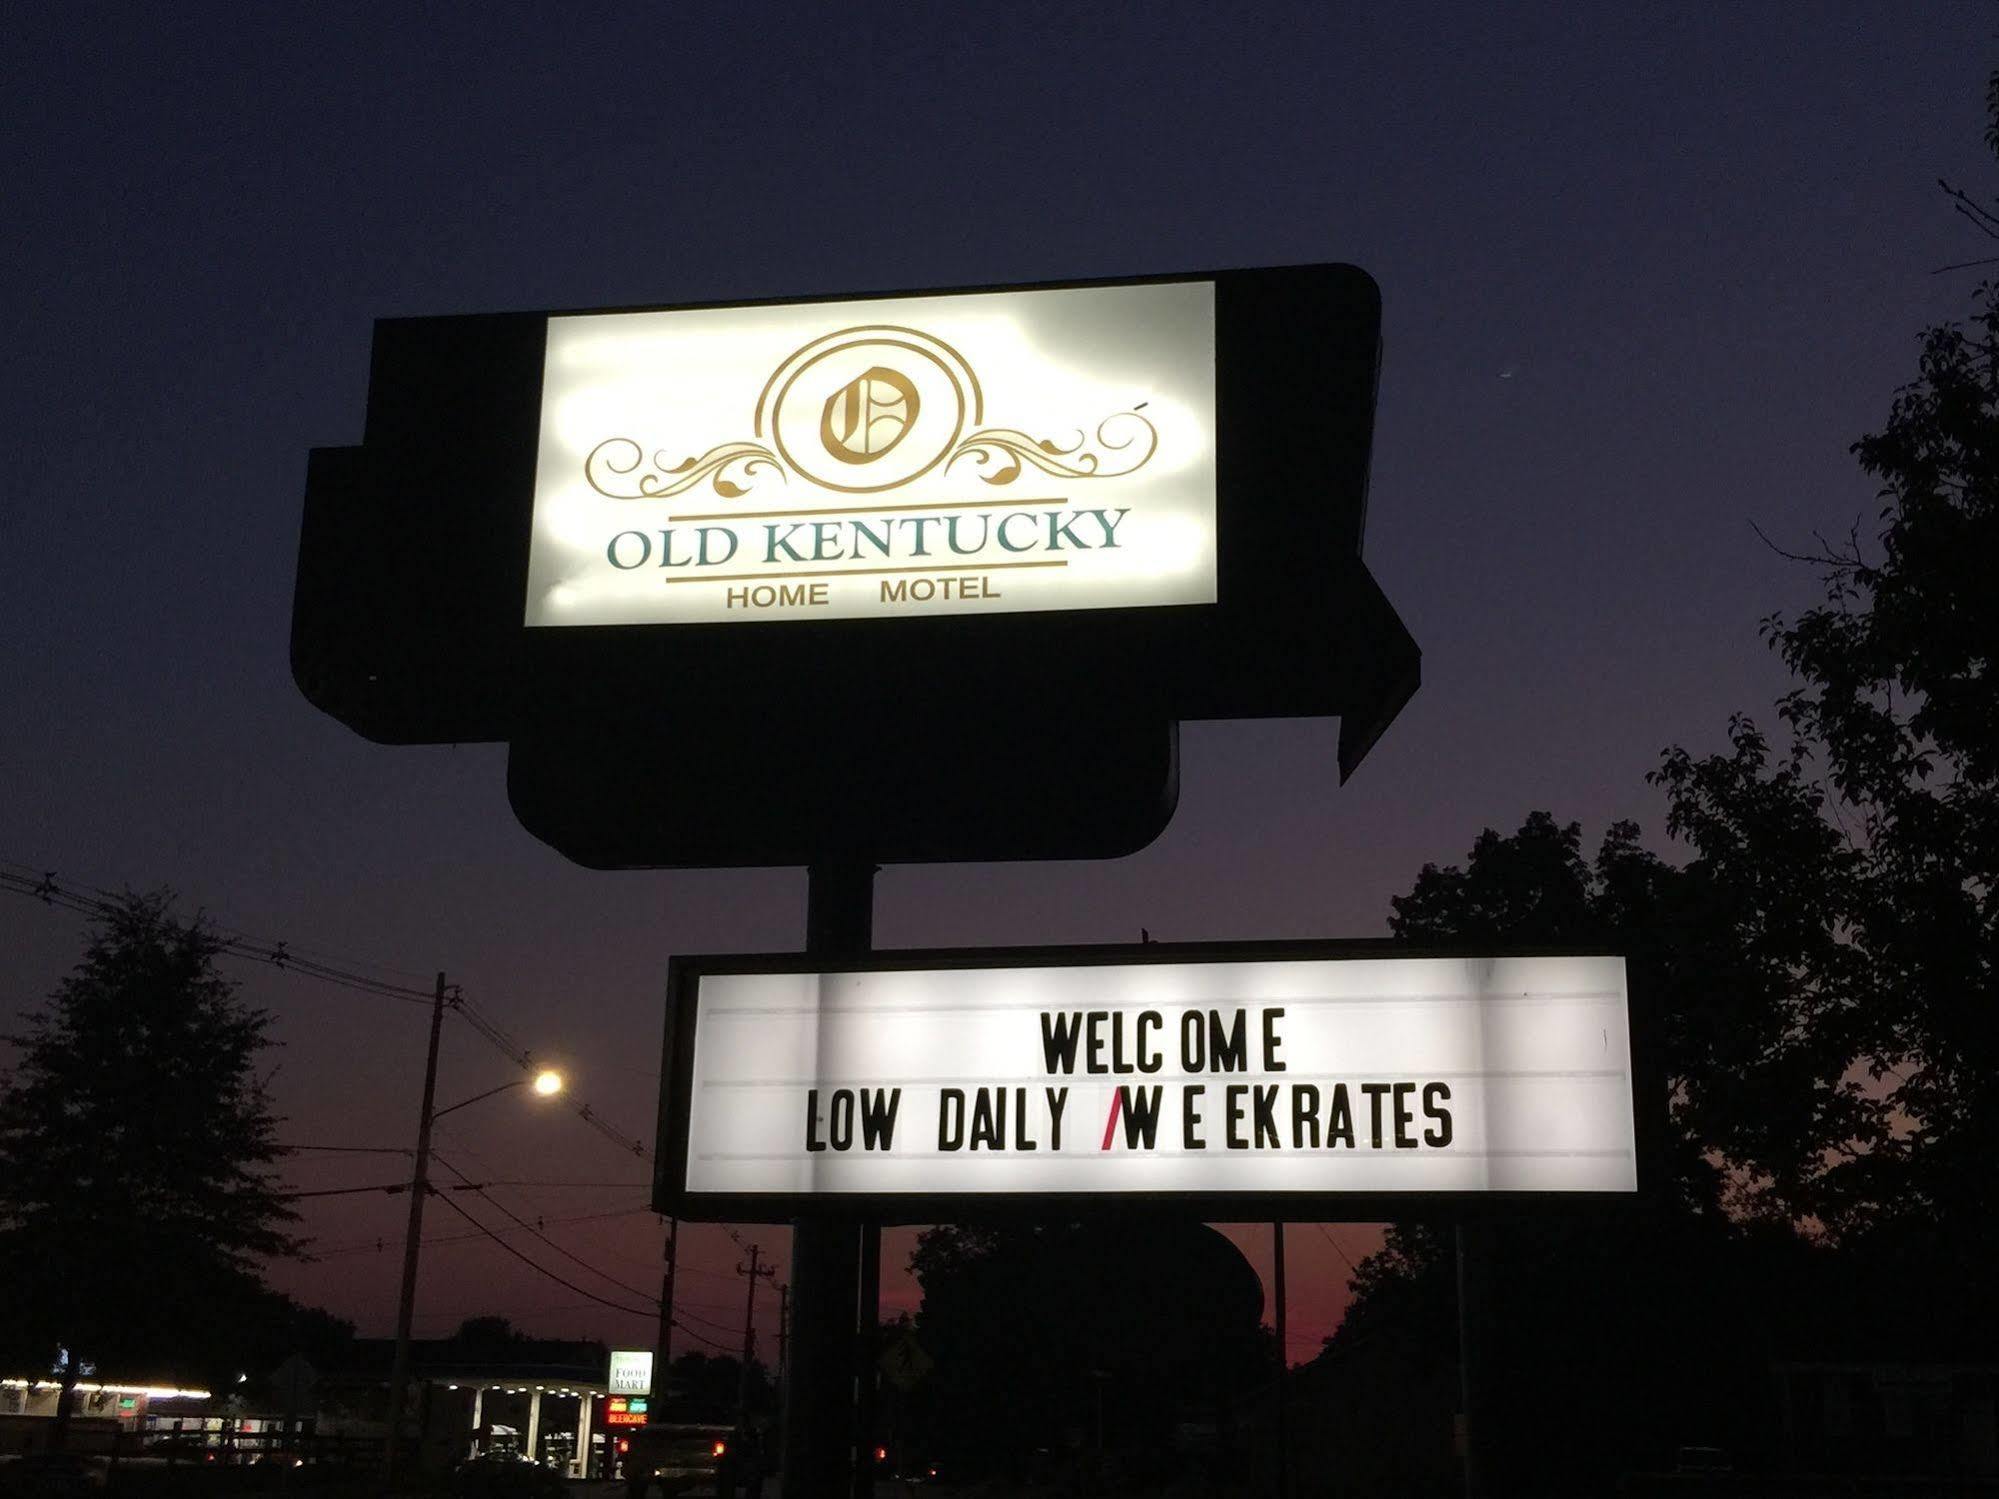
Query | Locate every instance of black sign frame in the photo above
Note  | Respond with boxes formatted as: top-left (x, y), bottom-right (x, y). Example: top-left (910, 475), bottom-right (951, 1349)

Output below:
top-left (294, 263), bottom-right (1418, 868)
top-left (655, 938), bottom-right (1661, 1224)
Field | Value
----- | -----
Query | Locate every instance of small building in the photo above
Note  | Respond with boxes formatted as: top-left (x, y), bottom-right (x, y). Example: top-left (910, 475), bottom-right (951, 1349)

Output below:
top-left (0, 1374), bottom-right (212, 1456)
top-left (318, 1333), bottom-right (620, 1478)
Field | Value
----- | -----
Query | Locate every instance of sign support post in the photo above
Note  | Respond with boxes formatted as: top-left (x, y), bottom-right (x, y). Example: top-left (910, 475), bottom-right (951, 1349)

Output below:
top-left (1456, 1223), bottom-right (1482, 1499)
top-left (854, 1226), bottom-right (880, 1499)
top-left (780, 862), bottom-right (875, 1494)
top-left (1273, 1221), bottom-right (1289, 1499)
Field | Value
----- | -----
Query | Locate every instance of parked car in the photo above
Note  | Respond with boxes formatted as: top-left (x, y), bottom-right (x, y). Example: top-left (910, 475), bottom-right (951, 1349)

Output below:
top-left (622, 1423), bottom-right (735, 1496)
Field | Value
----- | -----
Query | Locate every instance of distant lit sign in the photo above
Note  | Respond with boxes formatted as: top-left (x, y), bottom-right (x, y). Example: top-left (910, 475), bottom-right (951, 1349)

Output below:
top-left (660, 948), bottom-right (1640, 1216)
top-left (605, 1396), bottom-right (648, 1427)
top-left (527, 282), bottom-right (1217, 626)
top-left (607, 1349), bottom-right (653, 1397)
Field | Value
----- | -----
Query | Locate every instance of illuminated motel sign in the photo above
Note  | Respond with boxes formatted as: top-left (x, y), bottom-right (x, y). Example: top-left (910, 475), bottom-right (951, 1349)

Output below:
top-left (657, 945), bottom-right (1647, 1220)
top-left (292, 265), bottom-right (1418, 868)
top-left (526, 281), bottom-right (1217, 626)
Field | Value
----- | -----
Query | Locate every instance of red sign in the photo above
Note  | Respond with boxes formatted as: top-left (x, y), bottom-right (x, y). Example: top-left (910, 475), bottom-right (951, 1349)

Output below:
top-left (605, 1397), bottom-right (648, 1428)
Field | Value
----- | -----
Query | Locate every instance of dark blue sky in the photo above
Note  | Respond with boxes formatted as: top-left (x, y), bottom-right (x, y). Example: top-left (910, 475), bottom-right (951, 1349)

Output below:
top-left (6, 2), bottom-right (1993, 1361)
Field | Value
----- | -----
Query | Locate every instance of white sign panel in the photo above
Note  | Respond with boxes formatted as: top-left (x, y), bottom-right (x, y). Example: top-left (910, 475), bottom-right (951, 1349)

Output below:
top-left (674, 954), bottom-right (1638, 1202)
top-left (526, 281), bottom-right (1217, 626)
top-left (607, 1349), bottom-right (653, 1396)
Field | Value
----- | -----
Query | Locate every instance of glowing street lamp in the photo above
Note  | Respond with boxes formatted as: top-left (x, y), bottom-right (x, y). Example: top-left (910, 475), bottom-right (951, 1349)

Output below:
top-left (429, 1068), bottom-right (566, 1122)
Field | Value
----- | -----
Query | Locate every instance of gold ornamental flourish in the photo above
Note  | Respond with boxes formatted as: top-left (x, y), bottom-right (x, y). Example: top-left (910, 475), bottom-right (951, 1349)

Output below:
top-left (583, 327), bottom-right (1159, 501)
top-left (585, 438), bottom-right (785, 501)
top-left (945, 411), bottom-right (1158, 486)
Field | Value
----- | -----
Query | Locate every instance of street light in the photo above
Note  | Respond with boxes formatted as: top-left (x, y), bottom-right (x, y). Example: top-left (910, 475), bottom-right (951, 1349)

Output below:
top-left (429, 1069), bottom-right (565, 1122)
top-left (384, 973), bottom-right (566, 1488)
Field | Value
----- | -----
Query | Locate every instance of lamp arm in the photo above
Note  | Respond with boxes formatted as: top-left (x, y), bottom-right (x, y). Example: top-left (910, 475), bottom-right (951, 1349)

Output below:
top-left (430, 1078), bottom-right (525, 1122)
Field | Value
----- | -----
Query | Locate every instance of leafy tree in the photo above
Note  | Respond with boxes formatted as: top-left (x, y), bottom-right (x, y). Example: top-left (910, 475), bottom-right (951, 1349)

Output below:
top-left (1321, 71), bottom-right (1999, 1492)
top-left (1317, 816), bottom-right (1819, 1495)
top-left (1653, 69), bottom-right (1999, 1244)
top-left (0, 891), bottom-right (301, 1378)
top-left (1386, 810), bottom-right (1857, 1220)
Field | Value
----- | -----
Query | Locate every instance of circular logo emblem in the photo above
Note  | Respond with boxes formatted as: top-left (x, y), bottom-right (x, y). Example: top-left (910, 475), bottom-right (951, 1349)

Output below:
top-left (758, 327), bottom-right (981, 493)
top-left (821, 366), bottom-right (921, 466)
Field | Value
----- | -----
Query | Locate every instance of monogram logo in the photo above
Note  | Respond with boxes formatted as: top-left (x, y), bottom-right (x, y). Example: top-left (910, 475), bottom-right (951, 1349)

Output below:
top-left (821, 367), bottom-right (921, 466)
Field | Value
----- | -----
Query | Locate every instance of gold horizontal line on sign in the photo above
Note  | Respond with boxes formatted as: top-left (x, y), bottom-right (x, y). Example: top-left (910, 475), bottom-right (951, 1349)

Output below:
top-left (661, 560), bottom-right (1068, 585)
top-left (669, 496), bottom-right (1070, 522)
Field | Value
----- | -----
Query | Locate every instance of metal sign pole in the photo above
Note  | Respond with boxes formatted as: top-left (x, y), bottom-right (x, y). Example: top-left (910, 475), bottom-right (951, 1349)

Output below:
top-left (854, 1225), bottom-right (881, 1497)
top-left (1456, 1223), bottom-right (1481, 1499)
top-left (1273, 1221), bottom-right (1289, 1499)
top-left (779, 862), bottom-right (874, 1494)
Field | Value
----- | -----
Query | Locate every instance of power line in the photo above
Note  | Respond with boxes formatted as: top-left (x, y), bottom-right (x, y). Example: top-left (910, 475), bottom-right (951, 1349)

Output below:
top-left (425, 1191), bottom-right (658, 1320)
top-left (2, 869), bottom-right (435, 1005)
top-left (430, 1150), bottom-right (658, 1306)
top-left (1315, 1223), bottom-right (1361, 1277)
top-left (670, 1301), bottom-right (741, 1336)
top-left (307, 1204), bottom-right (655, 1260)
top-left (4, 864), bottom-right (656, 1170)
top-left (668, 1317), bottom-right (735, 1355)
top-left (0, 857), bottom-right (438, 985)
top-left (280, 1182), bottom-right (410, 1200)
top-left (443, 1180), bottom-right (651, 1190)
top-left (670, 1261), bottom-right (748, 1283)
top-left (419, 1191), bottom-right (739, 1356)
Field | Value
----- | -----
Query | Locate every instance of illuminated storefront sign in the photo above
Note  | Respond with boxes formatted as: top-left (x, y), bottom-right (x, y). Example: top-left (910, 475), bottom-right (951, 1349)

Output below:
top-left (659, 948), bottom-right (1640, 1217)
top-left (527, 281), bottom-right (1217, 626)
top-left (607, 1349), bottom-right (653, 1396)
top-left (606, 1397), bottom-right (648, 1427)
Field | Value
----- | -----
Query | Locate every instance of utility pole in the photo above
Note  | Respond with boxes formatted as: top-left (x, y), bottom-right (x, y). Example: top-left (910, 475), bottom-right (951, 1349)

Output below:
top-left (738, 1244), bottom-right (775, 1419)
top-left (656, 1216), bottom-right (679, 1407)
top-left (384, 971), bottom-right (447, 1490)
top-left (776, 1284), bottom-right (789, 1379)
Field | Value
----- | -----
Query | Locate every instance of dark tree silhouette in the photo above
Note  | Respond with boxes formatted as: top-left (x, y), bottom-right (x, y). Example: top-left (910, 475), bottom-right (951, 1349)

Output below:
top-left (0, 891), bottom-right (302, 1378)
top-left (1320, 70), bottom-right (1999, 1494)
top-left (1311, 816), bottom-right (1816, 1496)
top-left (1654, 67), bottom-right (1999, 1246)
top-left (1387, 810), bottom-right (1860, 1222)
top-left (905, 1221), bottom-right (1270, 1481)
